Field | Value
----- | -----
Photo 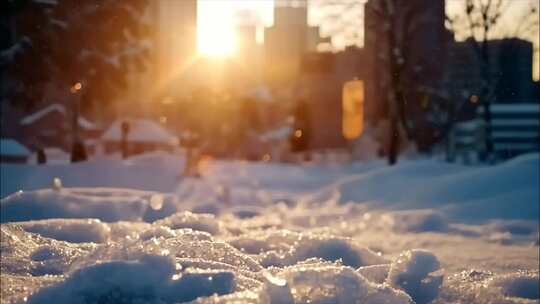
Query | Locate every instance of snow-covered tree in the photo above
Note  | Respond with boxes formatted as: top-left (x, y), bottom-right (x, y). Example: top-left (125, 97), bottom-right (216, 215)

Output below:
top-left (2, 0), bottom-right (151, 161)
top-left (1, 0), bottom-right (56, 109)
top-left (1, 0), bottom-right (151, 111)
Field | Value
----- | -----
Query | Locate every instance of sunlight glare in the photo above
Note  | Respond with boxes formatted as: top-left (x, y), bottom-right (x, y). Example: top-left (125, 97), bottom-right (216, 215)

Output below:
top-left (198, 24), bottom-right (236, 57)
top-left (197, 2), bottom-right (237, 57)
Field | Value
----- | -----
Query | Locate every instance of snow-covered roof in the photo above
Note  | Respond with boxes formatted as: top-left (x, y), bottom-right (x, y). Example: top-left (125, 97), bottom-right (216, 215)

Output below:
top-left (21, 104), bottom-right (66, 125)
top-left (101, 119), bottom-right (179, 144)
top-left (20, 103), bottom-right (97, 129)
top-left (0, 139), bottom-right (30, 157)
top-left (78, 117), bottom-right (97, 130)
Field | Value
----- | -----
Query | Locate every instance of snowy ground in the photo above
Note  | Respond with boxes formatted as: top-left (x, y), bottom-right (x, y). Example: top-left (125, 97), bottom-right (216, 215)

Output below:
top-left (1, 152), bottom-right (539, 303)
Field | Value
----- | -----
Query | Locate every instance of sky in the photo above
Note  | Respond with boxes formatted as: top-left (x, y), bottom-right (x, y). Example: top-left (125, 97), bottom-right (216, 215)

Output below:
top-left (197, 0), bottom-right (539, 79)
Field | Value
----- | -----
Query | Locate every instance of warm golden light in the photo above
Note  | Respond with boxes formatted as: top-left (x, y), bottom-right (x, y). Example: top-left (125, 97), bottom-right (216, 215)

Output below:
top-left (197, 2), bottom-right (236, 58)
top-left (198, 24), bottom-right (236, 57)
top-left (196, 0), bottom-right (272, 58)
top-left (342, 80), bottom-right (365, 140)
top-left (70, 82), bottom-right (82, 93)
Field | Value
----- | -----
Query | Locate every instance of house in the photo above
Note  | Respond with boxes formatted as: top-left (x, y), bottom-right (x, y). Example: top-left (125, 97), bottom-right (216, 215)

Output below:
top-left (19, 103), bottom-right (101, 152)
top-left (0, 138), bottom-right (30, 163)
top-left (101, 119), bottom-right (179, 156)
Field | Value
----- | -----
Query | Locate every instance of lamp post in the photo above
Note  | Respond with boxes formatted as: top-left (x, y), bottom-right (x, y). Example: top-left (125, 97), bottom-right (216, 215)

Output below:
top-left (70, 81), bottom-right (87, 162)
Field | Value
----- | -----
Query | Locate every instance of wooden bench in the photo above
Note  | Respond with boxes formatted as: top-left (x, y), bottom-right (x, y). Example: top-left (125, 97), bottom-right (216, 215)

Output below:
top-left (448, 103), bottom-right (539, 163)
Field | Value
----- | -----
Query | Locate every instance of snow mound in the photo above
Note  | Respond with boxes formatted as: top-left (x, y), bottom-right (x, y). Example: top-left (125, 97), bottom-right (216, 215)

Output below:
top-left (138, 225), bottom-right (177, 241)
top-left (489, 272), bottom-right (540, 300)
top-left (306, 153), bottom-right (539, 221)
top-left (276, 263), bottom-right (413, 303)
top-left (387, 249), bottom-right (443, 304)
top-left (229, 230), bottom-right (386, 268)
top-left (1, 225), bottom-right (93, 277)
top-left (1, 188), bottom-right (179, 223)
top-left (154, 211), bottom-right (223, 235)
top-left (28, 255), bottom-right (235, 304)
top-left (438, 269), bottom-right (539, 303)
top-left (383, 210), bottom-right (449, 233)
top-left (357, 264), bottom-right (391, 284)
top-left (1, 153), bottom-right (184, 198)
top-left (19, 219), bottom-right (110, 243)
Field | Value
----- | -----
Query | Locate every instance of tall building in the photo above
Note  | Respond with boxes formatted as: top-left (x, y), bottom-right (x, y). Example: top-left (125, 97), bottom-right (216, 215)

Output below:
top-left (444, 38), bottom-right (538, 120)
top-left (112, 0), bottom-right (197, 123)
top-left (264, 0), bottom-right (323, 89)
top-left (153, 0), bottom-right (198, 97)
top-left (234, 25), bottom-right (264, 87)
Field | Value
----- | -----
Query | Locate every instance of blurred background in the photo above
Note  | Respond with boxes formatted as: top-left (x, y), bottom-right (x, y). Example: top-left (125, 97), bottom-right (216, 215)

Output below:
top-left (1, 0), bottom-right (539, 165)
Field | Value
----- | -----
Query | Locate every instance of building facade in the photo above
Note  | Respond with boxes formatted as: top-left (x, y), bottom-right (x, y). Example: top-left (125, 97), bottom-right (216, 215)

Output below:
top-left (264, 1), bottom-right (323, 89)
top-left (445, 38), bottom-right (537, 104)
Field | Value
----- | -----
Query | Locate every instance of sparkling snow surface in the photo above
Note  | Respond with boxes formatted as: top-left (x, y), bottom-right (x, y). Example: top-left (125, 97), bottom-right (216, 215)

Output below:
top-left (1, 153), bottom-right (539, 303)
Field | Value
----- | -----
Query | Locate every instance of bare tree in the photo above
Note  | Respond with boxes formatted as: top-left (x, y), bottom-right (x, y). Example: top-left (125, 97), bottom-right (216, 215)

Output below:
top-left (365, 0), bottom-right (449, 165)
top-left (446, 0), bottom-right (539, 156)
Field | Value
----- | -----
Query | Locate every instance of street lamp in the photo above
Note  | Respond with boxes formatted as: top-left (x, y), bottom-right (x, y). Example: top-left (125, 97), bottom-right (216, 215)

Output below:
top-left (70, 81), bottom-right (87, 162)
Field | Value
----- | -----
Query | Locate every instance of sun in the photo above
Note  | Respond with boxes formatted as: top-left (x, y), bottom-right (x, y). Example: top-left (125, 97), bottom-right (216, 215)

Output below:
top-left (198, 24), bottom-right (236, 58)
top-left (197, 1), bottom-right (237, 58)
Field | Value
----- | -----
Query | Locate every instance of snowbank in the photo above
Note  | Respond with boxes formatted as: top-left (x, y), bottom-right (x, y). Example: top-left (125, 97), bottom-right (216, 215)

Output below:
top-left (1, 188), bottom-right (179, 223)
top-left (303, 153), bottom-right (540, 221)
top-left (1, 152), bottom-right (183, 198)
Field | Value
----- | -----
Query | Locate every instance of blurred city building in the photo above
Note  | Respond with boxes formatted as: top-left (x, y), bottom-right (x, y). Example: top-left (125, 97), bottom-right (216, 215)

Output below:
top-left (299, 47), bottom-right (368, 149)
top-left (364, 0), bottom-right (451, 124)
top-left (119, 0), bottom-right (197, 114)
top-left (445, 38), bottom-right (538, 105)
top-left (264, 0), bottom-right (324, 91)
top-left (232, 25), bottom-right (264, 90)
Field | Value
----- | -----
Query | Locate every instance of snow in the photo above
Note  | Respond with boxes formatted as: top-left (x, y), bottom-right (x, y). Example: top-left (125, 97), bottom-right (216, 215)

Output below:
top-left (1, 152), bottom-right (539, 303)
top-left (302, 153), bottom-right (539, 221)
top-left (387, 249), bottom-right (442, 304)
top-left (0, 187), bottom-right (179, 223)
top-left (101, 119), bottom-right (179, 144)
top-left (19, 219), bottom-right (111, 243)
top-left (27, 254), bottom-right (236, 304)
top-left (0, 139), bottom-right (30, 157)
top-left (0, 152), bottom-right (183, 198)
